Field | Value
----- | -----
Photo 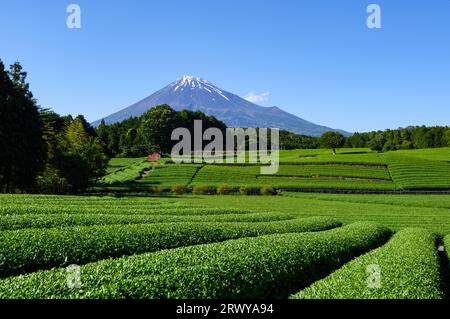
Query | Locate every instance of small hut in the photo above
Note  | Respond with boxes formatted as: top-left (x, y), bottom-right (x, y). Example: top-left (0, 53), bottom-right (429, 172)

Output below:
top-left (147, 152), bottom-right (161, 162)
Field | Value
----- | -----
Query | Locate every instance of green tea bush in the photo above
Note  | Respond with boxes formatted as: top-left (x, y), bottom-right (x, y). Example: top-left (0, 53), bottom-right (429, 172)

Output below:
top-left (192, 185), bottom-right (215, 195)
top-left (239, 186), bottom-right (260, 195)
top-left (171, 185), bottom-right (187, 195)
top-left (216, 184), bottom-right (235, 195)
top-left (0, 212), bottom-right (295, 231)
top-left (0, 222), bottom-right (390, 299)
top-left (291, 228), bottom-right (444, 299)
top-left (0, 217), bottom-right (340, 278)
top-left (384, 154), bottom-right (450, 190)
top-left (444, 234), bottom-right (450, 268)
top-left (0, 204), bottom-right (255, 217)
top-left (137, 165), bottom-right (200, 188)
top-left (148, 186), bottom-right (162, 195)
top-left (99, 161), bottom-right (152, 185)
top-left (260, 186), bottom-right (276, 196)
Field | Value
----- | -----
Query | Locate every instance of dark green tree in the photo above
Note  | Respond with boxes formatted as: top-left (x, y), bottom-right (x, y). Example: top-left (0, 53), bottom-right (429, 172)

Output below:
top-left (444, 129), bottom-right (450, 147)
top-left (139, 104), bottom-right (181, 154)
top-left (0, 61), bottom-right (46, 192)
top-left (319, 131), bottom-right (345, 155)
top-left (368, 133), bottom-right (386, 152)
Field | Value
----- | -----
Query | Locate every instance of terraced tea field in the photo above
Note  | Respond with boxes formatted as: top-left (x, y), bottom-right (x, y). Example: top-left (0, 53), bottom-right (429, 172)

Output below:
top-left (96, 148), bottom-right (450, 192)
top-left (99, 160), bottom-right (152, 185)
top-left (137, 164), bottom-right (201, 188)
top-left (192, 164), bottom-right (395, 190)
top-left (383, 154), bottom-right (450, 190)
top-left (0, 194), bottom-right (449, 299)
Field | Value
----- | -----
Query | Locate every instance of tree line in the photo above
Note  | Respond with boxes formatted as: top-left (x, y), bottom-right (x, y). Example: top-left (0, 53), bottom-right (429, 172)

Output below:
top-left (0, 59), bottom-right (109, 193)
top-left (96, 104), bottom-right (228, 157)
top-left (344, 126), bottom-right (450, 152)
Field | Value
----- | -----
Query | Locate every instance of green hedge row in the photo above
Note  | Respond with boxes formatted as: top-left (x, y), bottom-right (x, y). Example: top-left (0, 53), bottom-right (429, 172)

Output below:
top-left (445, 234), bottom-right (450, 285)
top-left (0, 205), bottom-right (253, 216)
top-left (291, 228), bottom-right (444, 299)
top-left (0, 217), bottom-right (340, 278)
top-left (0, 222), bottom-right (391, 299)
top-left (0, 212), bottom-right (294, 231)
top-left (99, 161), bottom-right (152, 185)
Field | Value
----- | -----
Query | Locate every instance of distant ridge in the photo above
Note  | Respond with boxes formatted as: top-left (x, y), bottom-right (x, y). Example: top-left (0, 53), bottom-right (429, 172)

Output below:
top-left (92, 76), bottom-right (350, 137)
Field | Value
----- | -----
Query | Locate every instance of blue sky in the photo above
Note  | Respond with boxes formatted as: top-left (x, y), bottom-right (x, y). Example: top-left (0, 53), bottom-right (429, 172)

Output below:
top-left (1, 0), bottom-right (449, 132)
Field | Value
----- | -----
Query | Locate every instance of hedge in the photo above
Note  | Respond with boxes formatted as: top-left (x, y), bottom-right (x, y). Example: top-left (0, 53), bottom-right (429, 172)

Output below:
top-left (0, 222), bottom-right (391, 299)
top-left (0, 217), bottom-right (340, 278)
top-left (292, 228), bottom-right (444, 299)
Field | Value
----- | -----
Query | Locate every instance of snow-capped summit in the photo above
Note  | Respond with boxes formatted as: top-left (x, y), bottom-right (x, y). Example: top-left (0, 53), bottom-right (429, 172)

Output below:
top-left (170, 76), bottom-right (229, 100)
top-left (92, 76), bottom-right (348, 137)
top-left (172, 76), bottom-right (205, 88)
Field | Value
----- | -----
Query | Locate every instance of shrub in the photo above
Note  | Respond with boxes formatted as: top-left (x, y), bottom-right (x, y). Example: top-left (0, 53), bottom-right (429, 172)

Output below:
top-left (292, 228), bottom-right (444, 299)
top-left (216, 184), bottom-right (235, 195)
top-left (444, 234), bottom-right (450, 271)
top-left (260, 186), bottom-right (276, 196)
top-left (0, 217), bottom-right (340, 279)
top-left (171, 185), bottom-right (187, 195)
top-left (0, 211), bottom-right (295, 232)
top-left (239, 186), bottom-right (260, 196)
top-left (36, 165), bottom-right (69, 194)
top-left (0, 222), bottom-right (390, 299)
top-left (149, 186), bottom-right (166, 195)
top-left (192, 185), bottom-right (215, 195)
top-left (0, 204), bottom-right (253, 217)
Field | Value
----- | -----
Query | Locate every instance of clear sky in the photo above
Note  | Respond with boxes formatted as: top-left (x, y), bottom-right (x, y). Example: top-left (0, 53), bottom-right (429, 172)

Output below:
top-left (1, 0), bottom-right (449, 132)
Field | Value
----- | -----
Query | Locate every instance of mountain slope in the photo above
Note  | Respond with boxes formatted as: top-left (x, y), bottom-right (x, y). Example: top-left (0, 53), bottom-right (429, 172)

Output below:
top-left (92, 76), bottom-right (349, 137)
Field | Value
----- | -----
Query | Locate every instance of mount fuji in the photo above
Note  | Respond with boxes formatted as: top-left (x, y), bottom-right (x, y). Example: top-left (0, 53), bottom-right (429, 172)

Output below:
top-left (92, 76), bottom-right (349, 137)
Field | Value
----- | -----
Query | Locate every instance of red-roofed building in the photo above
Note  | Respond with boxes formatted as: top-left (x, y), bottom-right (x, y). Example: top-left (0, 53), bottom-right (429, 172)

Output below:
top-left (147, 152), bottom-right (161, 162)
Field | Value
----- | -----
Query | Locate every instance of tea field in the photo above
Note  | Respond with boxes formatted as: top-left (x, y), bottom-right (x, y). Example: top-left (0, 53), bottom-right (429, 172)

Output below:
top-left (0, 193), bottom-right (449, 299)
top-left (1, 148), bottom-right (450, 299)
top-left (95, 147), bottom-right (450, 192)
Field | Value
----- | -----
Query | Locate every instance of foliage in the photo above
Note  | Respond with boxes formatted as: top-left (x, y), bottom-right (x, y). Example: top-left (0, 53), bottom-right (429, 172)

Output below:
top-left (0, 222), bottom-right (390, 299)
top-left (171, 184), bottom-right (187, 195)
top-left (368, 133), bottom-right (386, 152)
top-left (0, 211), bottom-right (294, 232)
top-left (383, 153), bottom-right (450, 190)
top-left (64, 117), bottom-right (90, 153)
top-left (347, 126), bottom-right (450, 152)
top-left (279, 130), bottom-right (319, 150)
top-left (216, 184), bottom-right (236, 195)
top-left (260, 186), bottom-right (276, 195)
top-left (99, 160), bottom-right (152, 185)
top-left (239, 186), bottom-right (261, 195)
top-left (136, 164), bottom-right (200, 188)
top-left (139, 104), bottom-right (180, 154)
top-left (444, 234), bottom-right (450, 270)
top-left (99, 105), bottom-right (228, 157)
top-left (0, 60), bottom-right (46, 192)
top-left (192, 164), bottom-right (396, 191)
top-left (36, 165), bottom-right (69, 194)
top-left (292, 228), bottom-right (444, 299)
top-left (0, 217), bottom-right (340, 278)
top-left (193, 185), bottom-right (215, 195)
top-left (319, 131), bottom-right (345, 155)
